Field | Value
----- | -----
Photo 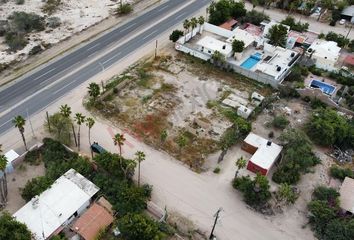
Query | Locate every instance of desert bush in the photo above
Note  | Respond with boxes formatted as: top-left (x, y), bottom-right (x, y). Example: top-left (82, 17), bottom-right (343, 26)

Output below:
top-left (42, 0), bottom-right (62, 15)
top-left (5, 32), bottom-right (28, 51)
top-left (117, 3), bottom-right (133, 15)
top-left (29, 45), bottom-right (43, 55)
top-left (15, 0), bottom-right (24, 4)
top-left (8, 11), bottom-right (45, 33)
top-left (272, 115), bottom-right (289, 129)
top-left (329, 165), bottom-right (354, 181)
top-left (47, 16), bottom-right (61, 28)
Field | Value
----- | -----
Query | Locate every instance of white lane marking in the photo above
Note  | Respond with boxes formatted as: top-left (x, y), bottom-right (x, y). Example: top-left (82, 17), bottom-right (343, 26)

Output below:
top-left (52, 81), bottom-right (76, 95)
top-left (174, 13), bottom-right (186, 20)
top-left (142, 30), bottom-right (157, 40)
top-left (87, 43), bottom-right (100, 51)
top-left (0, 119), bottom-right (12, 128)
top-left (120, 22), bottom-right (137, 32)
top-left (34, 68), bottom-right (56, 80)
top-left (157, 4), bottom-right (169, 12)
top-left (102, 52), bottom-right (121, 65)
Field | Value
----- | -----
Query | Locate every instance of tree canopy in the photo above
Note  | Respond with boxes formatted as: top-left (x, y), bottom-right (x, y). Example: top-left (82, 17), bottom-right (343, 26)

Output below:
top-left (306, 108), bottom-right (354, 148)
top-left (272, 129), bottom-right (320, 184)
top-left (208, 0), bottom-right (246, 25)
top-left (0, 213), bottom-right (32, 240)
top-left (266, 24), bottom-right (288, 47)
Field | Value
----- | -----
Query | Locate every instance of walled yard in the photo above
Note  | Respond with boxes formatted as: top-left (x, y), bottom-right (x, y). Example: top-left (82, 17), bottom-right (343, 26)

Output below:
top-left (90, 51), bottom-right (273, 170)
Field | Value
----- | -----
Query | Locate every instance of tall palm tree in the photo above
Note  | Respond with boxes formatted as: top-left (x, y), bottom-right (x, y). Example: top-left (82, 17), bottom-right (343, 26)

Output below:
top-left (74, 113), bottom-right (85, 151)
top-left (86, 117), bottom-right (95, 158)
top-left (13, 115), bottom-right (27, 151)
top-left (190, 17), bottom-right (198, 37)
top-left (113, 133), bottom-right (126, 156)
top-left (60, 104), bottom-right (77, 147)
top-left (235, 156), bottom-right (247, 178)
top-left (0, 145), bottom-right (8, 207)
top-left (183, 19), bottom-right (190, 42)
top-left (135, 151), bottom-right (145, 186)
top-left (198, 16), bottom-right (205, 33)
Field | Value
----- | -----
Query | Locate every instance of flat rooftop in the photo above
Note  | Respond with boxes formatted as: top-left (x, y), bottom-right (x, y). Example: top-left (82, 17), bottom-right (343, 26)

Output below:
top-left (339, 177), bottom-right (354, 214)
top-left (244, 132), bottom-right (283, 170)
top-left (13, 169), bottom-right (99, 240)
top-left (255, 44), bottom-right (298, 79)
top-left (196, 36), bottom-right (232, 56)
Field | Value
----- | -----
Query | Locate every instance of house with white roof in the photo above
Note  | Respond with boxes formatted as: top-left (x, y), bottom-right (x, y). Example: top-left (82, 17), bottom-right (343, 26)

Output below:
top-left (307, 39), bottom-right (341, 71)
top-left (13, 169), bottom-right (99, 240)
top-left (196, 36), bottom-right (233, 58)
top-left (242, 132), bottom-right (283, 176)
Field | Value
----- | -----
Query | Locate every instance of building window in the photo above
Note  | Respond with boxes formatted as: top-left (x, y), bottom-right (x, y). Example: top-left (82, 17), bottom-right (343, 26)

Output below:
top-left (208, 50), bottom-right (211, 54)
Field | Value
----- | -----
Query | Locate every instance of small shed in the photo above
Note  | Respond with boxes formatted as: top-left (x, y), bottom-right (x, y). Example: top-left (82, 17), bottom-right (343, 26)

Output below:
top-left (242, 133), bottom-right (283, 175)
top-left (237, 105), bottom-right (253, 119)
top-left (2, 150), bottom-right (19, 174)
top-left (341, 5), bottom-right (354, 23)
top-left (339, 177), bottom-right (354, 214)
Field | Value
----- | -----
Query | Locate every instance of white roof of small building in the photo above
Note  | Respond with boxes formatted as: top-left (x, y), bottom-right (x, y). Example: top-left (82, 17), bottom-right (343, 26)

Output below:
top-left (13, 169), bottom-right (99, 240)
top-left (237, 105), bottom-right (253, 119)
top-left (196, 36), bottom-right (232, 56)
top-left (308, 39), bottom-right (341, 62)
top-left (5, 149), bottom-right (19, 164)
top-left (339, 177), bottom-right (354, 214)
top-left (226, 28), bottom-right (258, 48)
top-left (222, 93), bottom-right (249, 109)
top-left (342, 5), bottom-right (354, 17)
top-left (244, 132), bottom-right (283, 170)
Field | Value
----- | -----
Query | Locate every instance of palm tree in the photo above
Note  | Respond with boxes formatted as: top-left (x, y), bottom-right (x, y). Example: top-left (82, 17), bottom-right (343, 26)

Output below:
top-left (0, 145), bottom-right (8, 207)
top-left (86, 117), bottom-right (95, 158)
top-left (198, 16), bottom-right (205, 33)
top-left (135, 151), bottom-right (145, 186)
top-left (74, 113), bottom-right (85, 151)
top-left (113, 133), bottom-right (126, 156)
top-left (190, 17), bottom-right (198, 37)
top-left (235, 156), bottom-right (247, 178)
top-left (13, 115), bottom-right (27, 151)
top-left (60, 104), bottom-right (77, 147)
top-left (183, 19), bottom-right (190, 42)
top-left (87, 83), bottom-right (100, 102)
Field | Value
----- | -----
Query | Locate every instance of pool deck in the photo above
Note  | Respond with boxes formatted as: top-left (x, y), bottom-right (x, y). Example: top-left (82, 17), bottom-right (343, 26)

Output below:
top-left (305, 75), bottom-right (341, 97)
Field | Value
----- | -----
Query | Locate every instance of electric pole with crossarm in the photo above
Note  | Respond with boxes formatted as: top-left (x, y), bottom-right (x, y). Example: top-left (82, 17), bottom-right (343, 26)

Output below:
top-left (209, 207), bottom-right (223, 240)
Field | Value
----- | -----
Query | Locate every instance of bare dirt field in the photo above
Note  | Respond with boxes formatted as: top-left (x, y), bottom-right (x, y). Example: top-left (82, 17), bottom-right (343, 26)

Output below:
top-left (88, 49), bottom-right (273, 170)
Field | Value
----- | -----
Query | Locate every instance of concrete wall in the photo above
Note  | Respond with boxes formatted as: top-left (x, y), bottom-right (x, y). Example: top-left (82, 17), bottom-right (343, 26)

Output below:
top-left (297, 88), bottom-right (354, 116)
top-left (204, 22), bottom-right (233, 38)
top-left (175, 43), bottom-right (210, 61)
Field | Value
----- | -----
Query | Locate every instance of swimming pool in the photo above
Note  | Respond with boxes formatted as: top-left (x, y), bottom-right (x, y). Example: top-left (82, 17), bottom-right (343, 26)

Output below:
top-left (240, 53), bottom-right (262, 70)
top-left (310, 80), bottom-right (336, 95)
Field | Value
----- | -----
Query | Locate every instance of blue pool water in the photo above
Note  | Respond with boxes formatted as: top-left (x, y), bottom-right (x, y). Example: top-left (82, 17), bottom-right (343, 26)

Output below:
top-left (310, 80), bottom-right (336, 95)
top-left (240, 53), bottom-right (262, 69)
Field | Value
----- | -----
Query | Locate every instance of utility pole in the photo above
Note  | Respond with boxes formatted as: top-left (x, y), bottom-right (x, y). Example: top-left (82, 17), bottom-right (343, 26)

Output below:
top-left (154, 40), bottom-right (158, 59)
top-left (209, 207), bottom-right (222, 240)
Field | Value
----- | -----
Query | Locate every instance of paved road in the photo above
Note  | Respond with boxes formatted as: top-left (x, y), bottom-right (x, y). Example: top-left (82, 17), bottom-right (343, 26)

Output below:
top-left (0, 0), bottom-right (210, 134)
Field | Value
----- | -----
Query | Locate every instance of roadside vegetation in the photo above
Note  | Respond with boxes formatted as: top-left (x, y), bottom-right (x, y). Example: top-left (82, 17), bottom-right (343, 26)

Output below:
top-left (308, 186), bottom-right (354, 240)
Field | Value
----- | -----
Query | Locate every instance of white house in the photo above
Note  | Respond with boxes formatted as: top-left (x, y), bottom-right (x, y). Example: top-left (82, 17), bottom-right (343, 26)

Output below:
top-left (196, 36), bottom-right (233, 58)
top-left (13, 169), bottom-right (99, 240)
top-left (339, 177), bottom-right (354, 214)
top-left (307, 39), bottom-right (341, 71)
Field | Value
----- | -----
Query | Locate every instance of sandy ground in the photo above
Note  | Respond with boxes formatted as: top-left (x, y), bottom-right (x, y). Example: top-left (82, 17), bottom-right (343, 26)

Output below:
top-left (0, 3), bottom-right (338, 239)
top-left (0, 0), bottom-right (132, 64)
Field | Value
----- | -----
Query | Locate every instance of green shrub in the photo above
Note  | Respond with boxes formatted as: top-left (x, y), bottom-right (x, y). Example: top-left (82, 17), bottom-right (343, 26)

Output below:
top-left (15, 0), bottom-right (24, 5)
top-left (240, 10), bottom-right (269, 26)
top-left (233, 174), bottom-right (271, 207)
top-left (169, 29), bottom-right (183, 42)
top-left (8, 11), bottom-right (45, 33)
top-left (24, 149), bottom-right (41, 165)
top-left (21, 176), bottom-right (53, 201)
top-left (330, 165), bottom-right (354, 181)
top-left (117, 3), bottom-right (133, 15)
top-left (29, 45), bottom-right (43, 55)
top-left (272, 115), bottom-right (289, 129)
top-left (42, 0), bottom-right (62, 15)
top-left (281, 16), bottom-right (309, 32)
top-left (47, 17), bottom-right (61, 28)
top-left (5, 32), bottom-right (28, 51)
top-left (208, 0), bottom-right (246, 25)
top-left (213, 166), bottom-right (221, 174)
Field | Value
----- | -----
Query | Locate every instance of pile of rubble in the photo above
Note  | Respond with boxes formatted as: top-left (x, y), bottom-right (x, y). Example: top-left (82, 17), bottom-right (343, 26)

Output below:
top-left (330, 147), bottom-right (353, 163)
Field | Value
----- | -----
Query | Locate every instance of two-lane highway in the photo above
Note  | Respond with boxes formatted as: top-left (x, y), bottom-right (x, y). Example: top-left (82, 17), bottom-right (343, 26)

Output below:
top-left (0, 0), bottom-right (211, 134)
